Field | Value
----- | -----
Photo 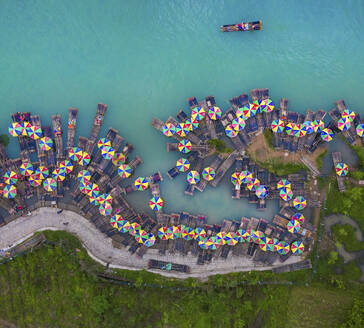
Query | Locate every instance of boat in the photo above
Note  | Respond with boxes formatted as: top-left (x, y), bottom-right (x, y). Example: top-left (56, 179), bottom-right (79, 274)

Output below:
top-left (221, 20), bottom-right (262, 32)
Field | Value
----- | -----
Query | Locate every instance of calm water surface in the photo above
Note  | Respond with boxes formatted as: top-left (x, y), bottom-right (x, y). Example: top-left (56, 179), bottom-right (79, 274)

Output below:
top-left (1, 0), bottom-right (364, 222)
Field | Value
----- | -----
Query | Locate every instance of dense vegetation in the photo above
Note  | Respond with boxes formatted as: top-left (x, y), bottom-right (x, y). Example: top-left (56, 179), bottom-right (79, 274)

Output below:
top-left (332, 224), bottom-right (364, 252)
top-left (255, 158), bottom-right (307, 176)
top-left (208, 139), bottom-right (232, 154)
top-left (0, 134), bottom-right (9, 147)
top-left (350, 145), bottom-right (364, 180)
top-left (263, 129), bottom-right (274, 149)
top-left (0, 231), bottom-right (363, 328)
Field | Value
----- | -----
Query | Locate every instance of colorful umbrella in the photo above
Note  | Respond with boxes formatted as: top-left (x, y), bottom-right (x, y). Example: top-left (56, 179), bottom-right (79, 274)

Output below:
top-left (110, 214), bottom-right (123, 228)
top-left (279, 188), bottom-right (293, 201)
top-left (266, 238), bottom-right (275, 252)
top-left (112, 153), bottom-right (126, 166)
top-left (191, 107), bottom-right (206, 121)
top-left (208, 106), bottom-right (222, 120)
top-left (52, 168), bottom-right (66, 182)
top-left (291, 241), bottom-right (304, 255)
top-left (342, 109), bottom-right (355, 122)
top-left (176, 122), bottom-right (190, 137)
top-left (144, 233), bottom-right (156, 247)
top-left (247, 178), bottom-right (260, 192)
top-left (178, 139), bottom-right (192, 154)
top-left (337, 117), bottom-right (351, 132)
top-left (19, 162), bottom-right (34, 177)
top-left (35, 166), bottom-right (49, 180)
top-left (202, 167), bottom-right (215, 181)
top-left (255, 185), bottom-right (268, 199)
top-left (271, 119), bottom-right (285, 133)
top-left (232, 117), bottom-right (246, 132)
top-left (224, 232), bottom-right (238, 246)
top-left (176, 158), bottom-right (190, 173)
top-left (293, 196), bottom-right (307, 210)
top-left (273, 238), bottom-right (282, 252)
top-left (198, 238), bottom-right (208, 250)
top-left (86, 183), bottom-right (100, 198)
top-left (43, 178), bottom-right (57, 192)
top-left (27, 125), bottom-right (42, 140)
top-left (248, 103), bottom-right (258, 117)
top-left (28, 175), bottom-right (42, 187)
top-left (79, 180), bottom-right (90, 194)
top-left (215, 231), bottom-right (226, 245)
top-left (262, 98), bottom-right (275, 112)
top-left (321, 128), bottom-right (334, 142)
top-left (119, 220), bottom-right (130, 233)
top-left (287, 219), bottom-right (301, 234)
top-left (181, 226), bottom-right (196, 240)
top-left (149, 196), bottom-right (164, 211)
top-left (129, 222), bottom-right (141, 236)
top-left (3, 184), bottom-right (17, 199)
top-left (245, 229), bottom-right (254, 243)
top-left (303, 121), bottom-right (314, 135)
top-left (225, 124), bottom-right (238, 138)
top-left (239, 104), bottom-right (251, 119)
top-left (118, 164), bottom-right (132, 178)
top-left (59, 160), bottom-right (73, 174)
top-left (259, 237), bottom-right (268, 251)
top-left (335, 163), bottom-right (349, 177)
top-left (21, 122), bottom-right (32, 136)
top-left (99, 202), bottom-right (112, 216)
top-left (312, 120), bottom-right (324, 133)
top-left (293, 123), bottom-right (306, 138)
top-left (356, 123), bottom-right (364, 137)
top-left (194, 227), bottom-right (206, 241)
top-left (187, 170), bottom-right (200, 184)
top-left (97, 138), bottom-right (111, 149)
top-left (98, 193), bottom-right (112, 205)
top-left (77, 170), bottom-right (91, 183)
top-left (285, 122), bottom-right (295, 136)
top-left (135, 230), bottom-right (148, 244)
top-left (78, 151), bottom-right (91, 165)
top-left (253, 99), bottom-right (264, 114)
top-left (235, 107), bottom-right (245, 119)
top-left (292, 213), bottom-right (305, 224)
top-left (235, 229), bottom-right (245, 243)
top-left (231, 172), bottom-right (242, 186)
top-left (39, 137), bottom-right (53, 151)
top-left (240, 170), bottom-right (253, 184)
top-left (8, 122), bottom-right (23, 137)
top-left (241, 230), bottom-right (250, 242)
top-left (277, 179), bottom-right (291, 190)
top-left (158, 226), bottom-right (169, 240)
top-left (3, 171), bottom-right (18, 185)
top-left (134, 177), bottom-right (149, 191)
top-left (89, 196), bottom-right (100, 206)
top-left (252, 230), bottom-right (265, 244)
top-left (185, 118), bottom-right (199, 131)
top-left (279, 241), bottom-right (290, 255)
top-left (68, 147), bottom-right (83, 162)
top-left (206, 236), bottom-right (219, 250)
top-left (166, 226), bottom-right (180, 240)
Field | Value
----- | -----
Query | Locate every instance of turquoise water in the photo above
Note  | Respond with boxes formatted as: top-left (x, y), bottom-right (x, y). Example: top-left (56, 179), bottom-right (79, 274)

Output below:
top-left (1, 0), bottom-right (364, 222)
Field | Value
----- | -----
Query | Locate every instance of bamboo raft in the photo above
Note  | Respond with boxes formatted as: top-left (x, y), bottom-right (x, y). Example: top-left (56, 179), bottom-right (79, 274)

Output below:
top-left (221, 20), bottom-right (262, 32)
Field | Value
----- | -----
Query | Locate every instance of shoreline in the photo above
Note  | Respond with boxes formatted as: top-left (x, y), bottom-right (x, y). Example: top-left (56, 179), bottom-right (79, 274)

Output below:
top-left (0, 207), bottom-right (302, 279)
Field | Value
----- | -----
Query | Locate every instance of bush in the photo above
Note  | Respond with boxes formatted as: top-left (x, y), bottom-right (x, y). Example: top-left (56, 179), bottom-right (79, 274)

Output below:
top-left (208, 139), bottom-right (232, 154)
top-left (0, 134), bottom-right (9, 146)
top-left (315, 149), bottom-right (328, 170)
top-left (331, 224), bottom-right (364, 252)
top-left (263, 129), bottom-right (274, 149)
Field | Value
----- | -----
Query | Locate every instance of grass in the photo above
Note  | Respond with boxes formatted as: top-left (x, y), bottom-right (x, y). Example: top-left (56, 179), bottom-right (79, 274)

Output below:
top-left (315, 148), bottom-right (328, 170)
top-left (332, 224), bottom-right (364, 252)
top-left (208, 139), bottom-right (232, 154)
top-left (263, 129), bottom-right (274, 149)
top-left (255, 158), bottom-right (307, 176)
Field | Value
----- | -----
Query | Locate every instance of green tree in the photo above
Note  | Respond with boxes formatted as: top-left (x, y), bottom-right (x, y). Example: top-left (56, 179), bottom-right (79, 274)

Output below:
top-left (0, 134), bottom-right (9, 146)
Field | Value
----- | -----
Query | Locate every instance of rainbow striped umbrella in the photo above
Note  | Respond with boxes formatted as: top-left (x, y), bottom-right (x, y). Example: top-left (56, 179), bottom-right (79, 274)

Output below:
top-left (178, 139), bottom-right (192, 154)
top-left (277, 179), bottom-right (291, 190)
top-left (285, 122), bottom-right (295, 136)
top-left (129, 222), bottom-right (141, 236)
top-left (194, 227), bottom-right (207, 241)
top-left (35, 166), bottom-right (49, 180)
top-left (28, 175), bottom-right (42, 187)
top-left (259, 237), bottom-right (268, 251)
top-left (356, 123), bottom-right (364, 137)
top-left (240, 170), bottom-right (253, 184)
top-left (100, 146), bottom-right (115, 160)
top-left (245, 229), bottom-right (255, 243)
top-left (321, 128), bottom-right (334, 142)
top-left (136, 230), bottom-right (148, 244)
top-left (79, 180), bottom-right (90, 194)
top-left (99, 202), bottom-right (112, 216)
top-left (134, 177), bottom-right (149, 191)
top-left (202, 167), bottom-right (215, 181)
top-left (77, 170), bottom-right (91, 183)
top-left (312, 120), bottom-right (324, 133)
top-left (3, 184), bottom-right (17, 199)
top-left (181, 226), bottom-right (196, 240)
top-left (253, 99), bottom-right (264, 114)
top-left (279, 188), bottom-right (293, 201)
top-left (235, 229), bottom-right (245, 243)
top-left (21, 122), bottom-right (32, 136)
top-left (255, 185), bottom-right (268, 199)
top-left (248, 103), bottom-right (258, 117)
top-left (231, 172), bottom-right (242, 186)
top-left (198, 238), bottom-right (208, 250)
top-left (206, 236), bottom-right (219, 250)
top-left (225, 124), bottom-right (237, 138)
top-left (208, 106), bottom-right (222, 120)
top-left (293, 123), bottom-right (306, 138)
top-left (39, 137), bottom-right (53, 151)
top-left (287, 219), bottom-right (301, 234)
top-left (86, 183), bottom-right (100, 198)
top-left (185, 118), bottom-right (199, 131)
top-left (176, 158), bottom-right (190, 172)
top-left (252, 230), bottom-right (265, 244)
top-left (342, 109), bottom-right (355, 122)
top-left (335, 163), bottom-right (349, 176)
top-left (338, 117), bottom-right (351, 132)
top-left (3, 171), bottom-right (18, 185)
top-left (166, 226), bottom-right (180, 240)
top-left (89, 196), bottom-right (100, 206)
top-left (52, 168), bottom-right (66, 182)
top-left (119, 220), bottom-right (130, 233)
top-left (58, 160), bottom-right (73, 174)
top-left (266, 237), bottom-right (275, 252)
top-left (262, 98), bottom-right (275, 112)
top-left (158, 227), bottom-right (169, 240)
top-left (43, 178), bottom-right (57, 192)
top-left (79, 152), bottom-right (91, 167)
top-left (162, 123), bottom-right (176, 137)
top-left (271, 119), bottom-right (285, 133)
top-left (98, 193), bottom-right (112, 205)
top-left (241, 230), bottom-right (250, 242)
top-left (291, 241), bottom-right (304, 255)
top-left (27, 125), bottom-right (42, 140)
top-left (97, 138), bottom-right (111, 149)
top-left (176, 122), bottom-right (190, 137)
top-left (215, 231), bottom-right (226, 245)
top-left (149, 196), bottom-right (164, 211)
top-left (278, 241), bottom-right (290, 255)
top-left (19, 162), bottom-right (34, 177)
top-left (235, 107), bottom-right (245, 119)
top-left (303, 121), bottom-right (314, 135)
top-left (68, 147), bottom-right (83, 162)
top-left (240, 104), bottom-right (251, 119)
top-left (292, 213), bottom-right (305, 224)
top-left (118, 164), bottom-right (132, 178)
top-left (247, 178), bottom-right (260, 192)
top-left (191, 107), bottom-right (206, 121)
top-left (187, 170), bottom-right (200, 184)
top-left (293, 196), bottom-right (307, 210)
top-left (232, 117), bottom-right (246, 132)
top-left (25, 122), bottom-right (35, 136)
top-left (224, 232), bottom-right (239, 246)
top-left (273, 238), bottom-right (282, 252)
top-left (8, 122), bottom-right (23, 137)
top-left (110, 214), bottom-right (123, 228)
top-left (112, 153), bottom-right (126, 166)
top-left (144, 233), bottom-right (156, 247)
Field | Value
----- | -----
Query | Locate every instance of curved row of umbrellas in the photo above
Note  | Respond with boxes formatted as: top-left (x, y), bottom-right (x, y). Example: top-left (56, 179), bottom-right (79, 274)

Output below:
top-left (8, 121), bottom-right (42, 139)
top-left (231, 170), bottom-right (268, 198)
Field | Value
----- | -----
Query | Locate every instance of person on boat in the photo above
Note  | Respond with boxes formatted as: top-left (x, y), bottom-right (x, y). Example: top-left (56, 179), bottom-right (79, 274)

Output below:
top-left (238, 23), bottom-right (243, 31)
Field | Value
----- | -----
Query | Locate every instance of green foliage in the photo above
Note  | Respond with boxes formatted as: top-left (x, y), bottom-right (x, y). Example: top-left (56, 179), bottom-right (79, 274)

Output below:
top-left (328, 251), bottom-right (339, 265)
top-left (342, 298), bottom-right (364, 328)
top-left (349, 145), bottom-right (364, 180)
top-left (332, 224), bottom-right (364, 252)
top-left (263, 129), bottom-right (274, 149)
top-left (208, 139), bottom-right (232, 154)
top-left (255, 158), bottom-right (307, 176)
top-left (315, 149), bottom-right (328, 170)
top-left (0, 134), bottom-right (10, 146)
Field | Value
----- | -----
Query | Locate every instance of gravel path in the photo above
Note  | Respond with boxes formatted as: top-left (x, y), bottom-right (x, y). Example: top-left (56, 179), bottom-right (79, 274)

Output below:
top-left (0, 207), bottom-right (301, 279)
